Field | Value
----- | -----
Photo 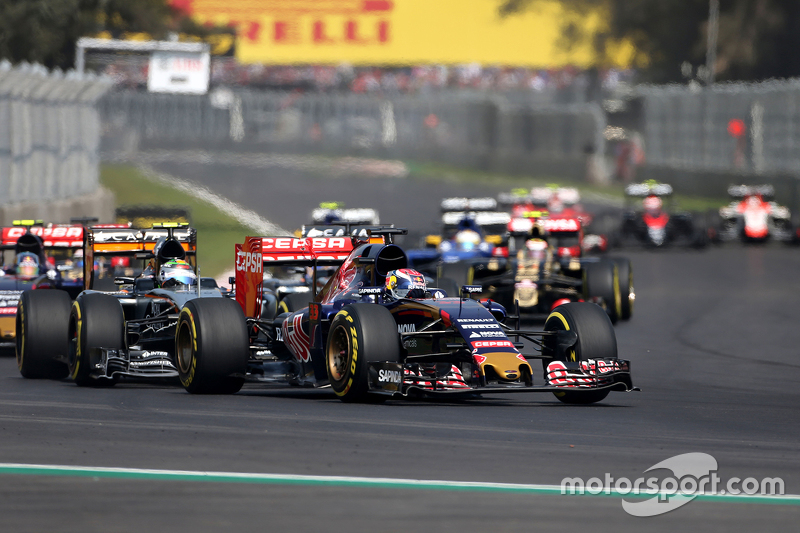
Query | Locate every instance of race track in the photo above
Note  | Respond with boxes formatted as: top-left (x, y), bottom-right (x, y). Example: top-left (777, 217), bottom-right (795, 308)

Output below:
top-left (1, 157), bottom-right (798, 531)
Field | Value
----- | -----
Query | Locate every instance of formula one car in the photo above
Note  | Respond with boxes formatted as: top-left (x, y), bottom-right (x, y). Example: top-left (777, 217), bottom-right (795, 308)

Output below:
top-left (422, 197), bottom-right (510, 248)
top-left (0, 221), bottom-right (85, 350)
top-left (174, 230), bottom-right (636, 404)
top-left (15, 223), bottom-right (229, 384)
top-left (714, 185), bottom-right (794, 243)
top-left (619, 181), bottom-right (708, 248)
top-left (500, 186), bottom-right (612, 253)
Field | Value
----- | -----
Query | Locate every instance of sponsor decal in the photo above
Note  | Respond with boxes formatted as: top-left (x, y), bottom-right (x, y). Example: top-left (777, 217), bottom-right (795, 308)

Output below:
top-left (543, 218), bottom-right (580, 232)
top-left (472, 340), bottom-right (514, 349)
top-left (378, 369), bottom-right (403, 384)
top-left (469, 331), bottom-right (480, 338)
top-left (129, 359), bottom-right (175, 368)
top-left (458, 323), bottom-right (501, 329)
top-left (358, 287), bottom-right (383, 295)
top-left (478, 330), bottom-right (506, 338)
top-left (457, 318), bottom-right (494, 323)
top-left (397, 323), bottom-right (416, 334)
top-left (461, 285), bottom-right (482, 293)
top-left (235, 250), bottom-right (263, 273)
top-left (262, 237), bottom-right (348, 250)
top-left (0, 307), bottom-right (17, 314)
top-left (283, 312), bottom-right (311, 362)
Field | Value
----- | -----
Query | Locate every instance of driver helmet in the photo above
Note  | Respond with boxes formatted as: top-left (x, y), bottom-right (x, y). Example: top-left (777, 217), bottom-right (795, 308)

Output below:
top-left (525, 238), bottom-right (549, 262)
top-left (385, 269), bottom-right (427, 299)
top-left (453, 229), bottom-right (481, 251)
top-left (643, 195), bottom-right (662, 215)
top-left (158, 259), bottom-right (196, 288)
top-left (16, 253), bottom-right (40, 279)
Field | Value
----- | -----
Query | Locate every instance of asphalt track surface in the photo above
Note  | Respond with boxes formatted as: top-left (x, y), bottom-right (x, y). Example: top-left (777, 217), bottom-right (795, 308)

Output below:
top-left (1, 157), bottom-right (799, 531)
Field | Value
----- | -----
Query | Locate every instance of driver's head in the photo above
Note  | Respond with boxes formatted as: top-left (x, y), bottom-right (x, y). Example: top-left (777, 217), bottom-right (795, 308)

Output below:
top-left (158, 259), bottom-right (196, 288)
top-left (643, 195), bottom-right (662, 215)
top-left (384, 268), bottom-right (427, 299)
top-left (453, 229), bottom-right (481, 251)
top-left (15, 252), bottom-right (39, 279)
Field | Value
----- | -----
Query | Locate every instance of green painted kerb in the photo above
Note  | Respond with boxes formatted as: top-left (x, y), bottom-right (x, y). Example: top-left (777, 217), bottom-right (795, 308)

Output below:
top-left (0, 464), bottom-right (797, 507)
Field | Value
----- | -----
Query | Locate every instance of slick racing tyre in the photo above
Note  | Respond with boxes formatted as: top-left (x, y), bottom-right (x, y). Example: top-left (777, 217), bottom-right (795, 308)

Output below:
top-left (583, 260), bottom-right (621, 324)
top-left (611, 258), bottom-right (634, 321)
top-left (326, 303), bottom-right (401, 403)
top-left (277, 292), bottom-right (311, 315)
top-left (16, 290), bottom-right (71, 379)
top-left (68, 293), bottom-right (125, 387)
top-left (176, 298), bottom-right (249, 394)
top-left (544, 302), bottom-right (618, 404)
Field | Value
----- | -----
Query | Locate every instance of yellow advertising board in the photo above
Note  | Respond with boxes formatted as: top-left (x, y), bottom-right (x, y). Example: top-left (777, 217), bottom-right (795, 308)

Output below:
top-left (176, 0), bottom-right (633, 68)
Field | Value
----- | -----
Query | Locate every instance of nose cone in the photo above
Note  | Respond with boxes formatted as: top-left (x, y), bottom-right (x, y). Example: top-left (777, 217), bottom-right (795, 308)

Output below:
top-left (477, 351), bottom-right (531, 382)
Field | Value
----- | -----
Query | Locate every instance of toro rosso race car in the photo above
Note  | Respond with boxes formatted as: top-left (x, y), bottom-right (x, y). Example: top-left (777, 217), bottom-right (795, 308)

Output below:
top-left (15, 223), bottom-right (229, 384)
top-left (173, 230), bottom-right (636, 404)
top-left (0, 221), bottom-right (85, 349)
top-left (619, 181), bottom-right (708, 248)
top-left (714, 185), bottom-right (794, 243)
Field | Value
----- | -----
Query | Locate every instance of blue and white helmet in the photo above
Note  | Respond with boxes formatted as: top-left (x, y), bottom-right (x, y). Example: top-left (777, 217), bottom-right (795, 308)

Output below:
top-left (385, 268), bottom-right (427, 299)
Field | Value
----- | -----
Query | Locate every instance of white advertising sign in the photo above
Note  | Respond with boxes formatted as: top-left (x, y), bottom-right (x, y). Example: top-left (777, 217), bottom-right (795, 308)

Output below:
top-left (147, 51), bottom-right (210, 94)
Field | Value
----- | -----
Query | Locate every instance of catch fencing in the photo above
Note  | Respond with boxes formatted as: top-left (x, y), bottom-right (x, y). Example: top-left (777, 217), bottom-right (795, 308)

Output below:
top-left (0, 61), bottom-right (112, 206)
top-left (99, 90), bottom-right (605, 180)
top-left (640, 79), bottom-right (800, 177)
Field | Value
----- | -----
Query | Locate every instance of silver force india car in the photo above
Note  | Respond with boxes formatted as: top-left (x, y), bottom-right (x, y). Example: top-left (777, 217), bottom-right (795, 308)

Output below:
top-left (15, 223), bottom-right (228, 385)
top-left (173, 229), bottom-right (636, 404)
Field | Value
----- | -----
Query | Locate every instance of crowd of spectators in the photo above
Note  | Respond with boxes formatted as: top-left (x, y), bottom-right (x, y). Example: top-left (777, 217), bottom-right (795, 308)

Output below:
top-left (99, 56), bottom-right (634, 96)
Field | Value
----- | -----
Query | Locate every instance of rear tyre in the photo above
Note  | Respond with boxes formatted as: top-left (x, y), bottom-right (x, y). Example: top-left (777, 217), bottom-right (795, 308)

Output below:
top-left (68, 293), bottom-right (124, 387)
top-left (611, 258), bottom-right (634, 320)
top-left (583, 260), bottom-right (621, 324)
top-left (277, 292), bottom-right (312, 314)
top-left (326, 303), bottom-right (401, 402)
top-left (544, 302), bottom-right (617, 404)
top-left (176, 298), bottom-right (249, 394)
top-left (16, 290), bottom-right (71, 379)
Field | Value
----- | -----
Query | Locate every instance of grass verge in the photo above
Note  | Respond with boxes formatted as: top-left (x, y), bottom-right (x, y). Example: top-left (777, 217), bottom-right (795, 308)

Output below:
top-left (101, 163), bottom-right (248, 278)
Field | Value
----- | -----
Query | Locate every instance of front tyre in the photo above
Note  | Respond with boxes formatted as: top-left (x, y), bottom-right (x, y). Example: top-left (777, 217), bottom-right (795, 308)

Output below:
top-left (16, 290), bottom-right (71, 379)
top-left (176, 298), bottom-right (249, 394)
top-left (544, 302), bottom-right (617, 404)
top-left (68, 293), bottom-right (125, 387)
top-left (326, 303), bottom-right (401, 402)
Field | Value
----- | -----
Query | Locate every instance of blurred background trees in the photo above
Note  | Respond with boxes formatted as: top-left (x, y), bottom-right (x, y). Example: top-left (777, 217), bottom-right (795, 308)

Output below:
top-left (0, 0), bottom-right (214, 71)
top-left (499, 0), bottom-right (800, 83)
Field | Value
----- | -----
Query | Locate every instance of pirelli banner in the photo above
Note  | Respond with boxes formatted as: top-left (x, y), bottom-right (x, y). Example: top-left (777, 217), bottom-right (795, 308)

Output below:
top-left (175, 0), bottom-right (633, 67)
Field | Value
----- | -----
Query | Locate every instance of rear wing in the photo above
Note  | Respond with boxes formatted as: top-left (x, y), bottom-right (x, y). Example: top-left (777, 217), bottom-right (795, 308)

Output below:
top-left (542, 218), bottom-right (582, 233)
top-left (300, 223), bottom-right (397, 238)
top-left (440, 197), bottom-right (497, 212)
top-left (728, 184), bottom-right (774, 200)
top-left (86, 226), bottom-right (196, 255)
top-left (311, 206), bottom-right (379, 225)
top-left (235, 236), bottom-right (354, 319)
top-left (236, 230), bottom-right (407, 318)
top-left (1, 225), bottom-right (84, 249)
top-left (83, 225), bottom-right (197, 290)
top-left (625, 182), bottom-right (673, 197)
